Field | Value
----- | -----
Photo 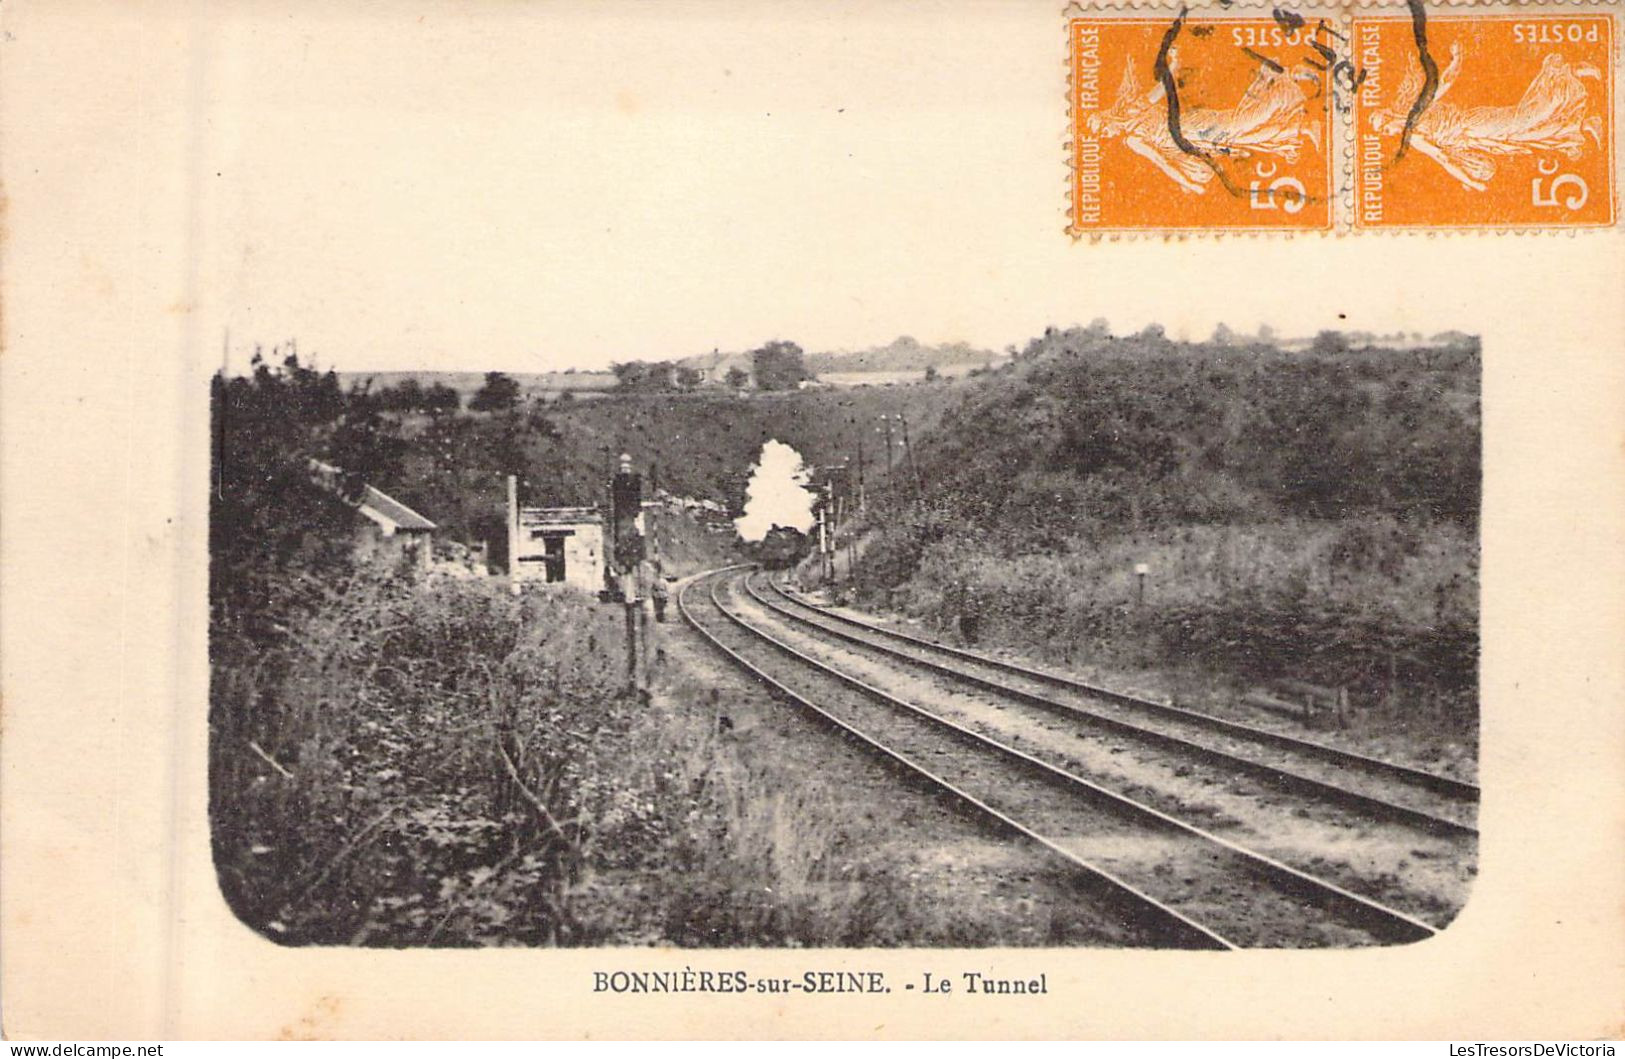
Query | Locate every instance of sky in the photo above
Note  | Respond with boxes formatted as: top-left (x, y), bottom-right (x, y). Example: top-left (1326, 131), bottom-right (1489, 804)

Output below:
top-left (188, 0), bottom-right (1529, 376)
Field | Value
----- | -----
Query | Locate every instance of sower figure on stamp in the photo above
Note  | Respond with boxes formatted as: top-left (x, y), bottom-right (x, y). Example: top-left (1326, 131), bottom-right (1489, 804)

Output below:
top-left (1087, 50), bottom-right (1323, 195)
top-left (1370, 43), bottom-right (1604, 193)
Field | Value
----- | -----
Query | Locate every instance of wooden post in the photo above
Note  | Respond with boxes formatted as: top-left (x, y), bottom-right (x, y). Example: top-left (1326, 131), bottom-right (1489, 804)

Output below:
top-left (899, 411), bottom-right (923, 500)
top-left (827, 477), bottom-right (838, 583)
top-left (855, 437), bottom-right (866, 510)
top-left (507, 474), bottom-right (521, 595)
top-left (625, 601), bottom-right (639, 690)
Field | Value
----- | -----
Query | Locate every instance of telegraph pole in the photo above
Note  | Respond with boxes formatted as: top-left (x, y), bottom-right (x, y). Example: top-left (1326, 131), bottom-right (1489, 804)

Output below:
top-left (612, 454), bottom-right (644, 691)
top-left (507, 474), bottom-right (522, 596)
top-left (828, 471), bottom-right (840, 583)
top-left (854, 435), bottom-right (866, 510)
top-left (815, 492), bottom-right (829, 583)
top-left (899, 411), bottom-right (923, 500)
top-left (834, 494), bottom-right (846, 583)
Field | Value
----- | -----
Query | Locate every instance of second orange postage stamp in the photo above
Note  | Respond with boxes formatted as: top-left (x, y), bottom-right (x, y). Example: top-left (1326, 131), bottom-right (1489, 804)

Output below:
top-left (1353, 12), bottom-right (1615, 230)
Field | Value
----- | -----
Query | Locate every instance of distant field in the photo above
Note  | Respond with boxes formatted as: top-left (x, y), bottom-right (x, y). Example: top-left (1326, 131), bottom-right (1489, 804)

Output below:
top-left (344, 365), bottom-right (1000, 397)
top-left (820, 363), bottom-right (987, 387)
top-left (531, 372), bottom-right (618, 392)
top-left (340, 370), bottom-right (618, 397)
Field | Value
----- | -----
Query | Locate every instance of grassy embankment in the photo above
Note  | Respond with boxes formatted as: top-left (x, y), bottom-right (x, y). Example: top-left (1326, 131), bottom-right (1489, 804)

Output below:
top-left (213, 570), bottom-right (1073, 946)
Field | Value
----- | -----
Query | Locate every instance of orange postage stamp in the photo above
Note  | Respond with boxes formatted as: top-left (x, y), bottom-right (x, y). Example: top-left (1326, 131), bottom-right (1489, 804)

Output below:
top-left (1069, 12), bottom-right (1339, 234)
top-left (1353, 12), bottom-right (1616, 230)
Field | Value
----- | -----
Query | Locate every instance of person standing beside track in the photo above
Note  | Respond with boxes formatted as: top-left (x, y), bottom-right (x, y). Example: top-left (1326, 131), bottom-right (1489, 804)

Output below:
top-left (618, 543), bottom-right (663, 697)
top-left (618, 557), bottom-right (642, 694)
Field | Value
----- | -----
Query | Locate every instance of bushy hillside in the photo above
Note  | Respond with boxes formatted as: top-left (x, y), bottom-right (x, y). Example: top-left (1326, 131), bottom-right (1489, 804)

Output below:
top-left (362, 379), bottom-right (959, 570)
top-left (806, 335), bottom-right (1001, 374)
top-left (529, 385), bottom-right (961, 512)
top-left (892, 331), bottom-right (1477, 536)
top-left (848, 327), bottom-right (1480, 758)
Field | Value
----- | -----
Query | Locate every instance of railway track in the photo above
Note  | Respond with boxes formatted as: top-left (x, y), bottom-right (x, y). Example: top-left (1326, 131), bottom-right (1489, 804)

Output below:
top-left (679, 566), bottom-right (1442, 949)
top-left (754, 573), bottom-right (1477, 839)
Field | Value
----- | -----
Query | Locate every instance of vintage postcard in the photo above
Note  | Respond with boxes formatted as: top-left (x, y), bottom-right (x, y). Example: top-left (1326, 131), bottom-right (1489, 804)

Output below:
top-left (1, 0), bottom-right (1622, 1042)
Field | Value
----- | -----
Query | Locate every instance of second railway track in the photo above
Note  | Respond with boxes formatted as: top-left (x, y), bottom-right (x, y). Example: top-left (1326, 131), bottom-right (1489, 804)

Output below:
top-left (754, 572), bottom-right (1477, 839)
top-left (680, 567), bottom-right (1446, 949)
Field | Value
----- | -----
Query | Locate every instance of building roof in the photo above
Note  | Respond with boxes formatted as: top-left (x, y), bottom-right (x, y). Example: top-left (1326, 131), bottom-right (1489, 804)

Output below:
top-left (677, 349), bottom-right (753, 377)
top-left (518, 505), bottom-right (602, 525)
top-left (360, 485), bottom-right (436, 531)
top-left (309, 459), bottom-right (437, 532)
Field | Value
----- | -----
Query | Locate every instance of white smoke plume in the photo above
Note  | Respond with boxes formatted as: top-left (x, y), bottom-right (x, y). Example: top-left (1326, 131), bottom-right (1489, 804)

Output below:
top-left (734, 439), bottom-right (816, 542)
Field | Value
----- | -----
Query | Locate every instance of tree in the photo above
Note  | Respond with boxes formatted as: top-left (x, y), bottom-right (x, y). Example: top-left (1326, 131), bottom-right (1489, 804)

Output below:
top-left (423, 382), bottom-right (462, 414)
top-left (377, 377), bottom-right (425, 411)
top-left (482, 411), bottom-right (534, 480)
top-left (469, 371), bottom-right (522, 411)
top-left (922, 365), bottom-right (940, 382)
top-left (1311, 330), bottom-right (1351, 355)
top-left (724, 366), bottom-right (750, 389)
top-left (1211, 323), bottom-right (1236, 346)
top-left (751, 340), bottom-right (810, 391)
top-left (610, 360), bottom-right (679, 393)
top-left (210, 352), bottom-right (401, 650)
top-left (326, 398), bottom-right (407, 493)
top-left (674, 365), bottom-right (702, 390)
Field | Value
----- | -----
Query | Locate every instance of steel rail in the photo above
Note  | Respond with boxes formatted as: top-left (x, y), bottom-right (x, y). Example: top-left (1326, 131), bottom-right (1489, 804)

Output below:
top-left (755, 574), bottom-right (1473, 840)
top-left (767, 574), bottom-right (1482, 805)
top-left (703, 569), bottom-right (1440, 947)
top-left (674, 568), bottom-right (1235, 950)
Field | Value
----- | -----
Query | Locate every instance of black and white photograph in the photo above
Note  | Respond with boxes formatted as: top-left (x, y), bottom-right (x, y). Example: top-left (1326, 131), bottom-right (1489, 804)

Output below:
top-left (210, 324), bottom-right (1480, 951)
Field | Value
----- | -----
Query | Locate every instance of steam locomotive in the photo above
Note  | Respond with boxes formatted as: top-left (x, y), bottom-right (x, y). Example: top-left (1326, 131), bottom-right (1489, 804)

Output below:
top-left (755, 525), bottom-right (811, 571)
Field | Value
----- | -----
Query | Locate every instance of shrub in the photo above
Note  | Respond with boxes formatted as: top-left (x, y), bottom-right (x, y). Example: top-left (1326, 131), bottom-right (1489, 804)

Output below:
top-left (210, 575), bottom-right (629, 945)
